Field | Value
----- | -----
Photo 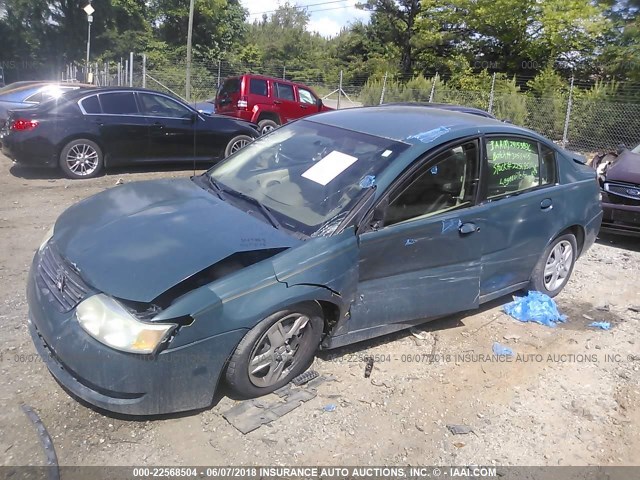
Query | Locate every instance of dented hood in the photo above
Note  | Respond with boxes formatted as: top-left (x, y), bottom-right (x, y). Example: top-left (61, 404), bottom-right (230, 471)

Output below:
top-left (52, 178), bottom-right (299, 302)
top-left (606, 150), bottom-right (640, 185)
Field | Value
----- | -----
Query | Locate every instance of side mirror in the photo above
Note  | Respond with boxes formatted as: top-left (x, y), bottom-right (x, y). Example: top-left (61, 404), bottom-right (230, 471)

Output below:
top-left (368, 199), bottom-right (388, 232)
top-left (316, 98), bottom-right (323, 110)
top-left (190, 112), bottom-right (198, 123)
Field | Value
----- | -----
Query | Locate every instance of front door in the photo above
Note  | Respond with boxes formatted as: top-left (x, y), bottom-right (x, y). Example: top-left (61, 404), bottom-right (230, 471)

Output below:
top-left (137, 92), bottom-right (197, 162)
top-left (345, 139), bottom-right (485, 336)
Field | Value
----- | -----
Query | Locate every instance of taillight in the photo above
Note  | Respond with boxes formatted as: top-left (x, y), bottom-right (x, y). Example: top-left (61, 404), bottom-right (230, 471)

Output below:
top-left (237, 96), bottom-right (248, 109)
top-left (11, 118), bottom-right (39, 131)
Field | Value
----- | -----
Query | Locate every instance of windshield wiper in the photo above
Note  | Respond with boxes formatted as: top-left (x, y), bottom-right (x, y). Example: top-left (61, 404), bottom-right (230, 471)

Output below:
top-left (201, 174), bottom-right (225, 201)
top-left (217, 184), bottom-right (282, 230)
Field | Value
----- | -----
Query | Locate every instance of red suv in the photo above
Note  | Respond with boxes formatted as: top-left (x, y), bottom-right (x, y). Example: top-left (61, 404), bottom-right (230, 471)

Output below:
top-left (215, 74), bottom-right (333, 135)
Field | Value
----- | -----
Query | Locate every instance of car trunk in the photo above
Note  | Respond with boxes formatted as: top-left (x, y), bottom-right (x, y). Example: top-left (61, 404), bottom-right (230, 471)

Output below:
top-left (215, 77), bottom-right (242, 114)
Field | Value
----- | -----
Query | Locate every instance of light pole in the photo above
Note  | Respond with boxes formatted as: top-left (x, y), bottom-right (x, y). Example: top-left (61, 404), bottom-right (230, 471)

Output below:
top-left (84, 2), bottom-right (94, 82)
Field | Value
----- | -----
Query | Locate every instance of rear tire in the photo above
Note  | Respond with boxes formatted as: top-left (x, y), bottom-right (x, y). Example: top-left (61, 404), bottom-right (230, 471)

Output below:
top-left (224, 135), bottom-right (253, 157)
top-left (59, 139), bottom-right (103, 179)
top-left (225, 303), bottom-right (323, 398)
top-left (528, 233), bottom-right (577, 297)
top-left (258, 119), bottom-right (279, 135)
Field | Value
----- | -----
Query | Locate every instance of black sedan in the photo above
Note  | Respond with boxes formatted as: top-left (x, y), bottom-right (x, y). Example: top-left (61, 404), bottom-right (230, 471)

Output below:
top-left (1, 87), bottom-right (260, 179)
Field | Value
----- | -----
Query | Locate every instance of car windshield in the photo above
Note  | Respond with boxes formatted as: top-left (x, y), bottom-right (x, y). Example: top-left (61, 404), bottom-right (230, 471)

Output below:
top-left (207, 120), bottom-right (409, 236)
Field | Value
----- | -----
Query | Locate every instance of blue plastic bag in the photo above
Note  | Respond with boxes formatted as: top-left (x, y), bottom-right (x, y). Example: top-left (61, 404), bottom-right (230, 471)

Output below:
top-left (588, 321), bottom-right (611, 330)
top-left (492, 342), bottom-right (514, 356)
top-left (503, 291), bottom-right (567, 327)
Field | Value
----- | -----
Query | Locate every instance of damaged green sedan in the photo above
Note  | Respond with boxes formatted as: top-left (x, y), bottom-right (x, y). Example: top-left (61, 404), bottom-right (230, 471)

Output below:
top-left (27, 105), bottom-right (602, 415)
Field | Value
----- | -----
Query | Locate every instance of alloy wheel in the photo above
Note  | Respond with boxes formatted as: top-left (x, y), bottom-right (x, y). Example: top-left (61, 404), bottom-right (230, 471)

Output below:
top-left (65, 143), bottom-right (99, 177)
top-left (230, 138), bottom-right (249, 154)
top-left (248, 313), bottom-right (312, 388)
top-left (543, 240), bottom-right (574, 291)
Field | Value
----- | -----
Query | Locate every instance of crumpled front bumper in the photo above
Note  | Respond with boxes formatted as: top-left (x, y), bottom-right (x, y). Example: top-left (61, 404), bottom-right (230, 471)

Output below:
top-left (601, 199), bottom-right (640, 237)
top-left (27, 256), bottom-right (246, 416)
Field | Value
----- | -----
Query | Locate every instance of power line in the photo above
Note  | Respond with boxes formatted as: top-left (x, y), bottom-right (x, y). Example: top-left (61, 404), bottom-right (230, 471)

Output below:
top-left (246, 0), bottom-right (355, 17)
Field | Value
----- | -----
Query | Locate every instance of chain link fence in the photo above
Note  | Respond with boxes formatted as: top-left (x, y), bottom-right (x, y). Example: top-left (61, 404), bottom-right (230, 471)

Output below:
top-left (63, 56), bottom-right (640, 155)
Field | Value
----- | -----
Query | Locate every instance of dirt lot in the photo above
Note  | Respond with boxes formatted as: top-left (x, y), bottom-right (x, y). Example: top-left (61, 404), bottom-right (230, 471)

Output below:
top-left (1, 152), bottom-right (639, 468)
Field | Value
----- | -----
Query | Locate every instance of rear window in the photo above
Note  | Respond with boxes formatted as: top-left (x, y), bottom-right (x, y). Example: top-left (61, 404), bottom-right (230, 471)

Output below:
top-left (99, 92), bottom-right (138, 115)
top-left (219, 78), bottom-right (240, 96)
top-left (249, 78), bottom-right (268, 96)
top-left (275, 83), bottom-right (295, 101)
top-left (81, 95), bottom-right (101, 114)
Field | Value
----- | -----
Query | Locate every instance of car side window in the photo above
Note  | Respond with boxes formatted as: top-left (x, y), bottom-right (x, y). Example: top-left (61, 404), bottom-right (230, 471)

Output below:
top-left (275, 83), bottom-right (295, 101)
top-left (99, 92), bottom-right (138, 115)
top-left (384, 140), bottom-right (480, 226)
top-left (486, 137), bottom-right (552, 198)
top-left (81, 95), bottom-right (101, 114)
top-left (249, 79), bottom-right (268, 97)
top-left (298, 88), bottom-right (316, 105)
top-left (138, 93), bottom-right (191, 118)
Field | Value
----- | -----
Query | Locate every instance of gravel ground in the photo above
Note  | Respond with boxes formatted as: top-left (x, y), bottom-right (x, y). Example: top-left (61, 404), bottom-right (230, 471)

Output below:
top-left (0, 153), bottom-right (639, 467)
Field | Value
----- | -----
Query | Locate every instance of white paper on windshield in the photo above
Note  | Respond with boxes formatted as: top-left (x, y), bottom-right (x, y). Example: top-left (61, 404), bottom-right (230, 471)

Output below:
top-left (301, 150), bottom-right (358, 186)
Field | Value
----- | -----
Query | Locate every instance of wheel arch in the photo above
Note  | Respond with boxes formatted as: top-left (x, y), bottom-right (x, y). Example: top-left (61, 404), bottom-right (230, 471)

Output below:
top-left (256, 111), bottom-right (281, 125)
top-left (555, 224), bottom-right (586, 257)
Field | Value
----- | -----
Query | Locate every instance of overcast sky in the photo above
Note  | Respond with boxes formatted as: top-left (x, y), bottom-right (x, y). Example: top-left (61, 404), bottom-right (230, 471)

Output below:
top-left (241, 0), bottom-right (370, 38)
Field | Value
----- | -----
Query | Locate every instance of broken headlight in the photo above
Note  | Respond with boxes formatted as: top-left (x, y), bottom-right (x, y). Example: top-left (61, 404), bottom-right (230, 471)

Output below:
top-left (76, 294), bottom-right (176, 354)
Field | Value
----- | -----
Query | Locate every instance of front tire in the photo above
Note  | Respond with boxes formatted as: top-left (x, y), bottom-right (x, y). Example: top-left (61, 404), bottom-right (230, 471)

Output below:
top-left (59, 139), bottom-right (103, 179)
top-left (529, 233), bottom-right (577, 297)
top-left (225, 303), bottom-right (324, 398)
top-left (224, 135), bottom-right (253, 157)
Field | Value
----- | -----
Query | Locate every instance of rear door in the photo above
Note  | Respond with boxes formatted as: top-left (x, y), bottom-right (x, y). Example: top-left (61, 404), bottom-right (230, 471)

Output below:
top-left (273, 82), bottom-right (299, 123)
top-left (89, 92), bottom-right (150, 165)
top-left (478, 135), bottom-right (562, 297)
top-left (137, 92), bottom-right (197, 162)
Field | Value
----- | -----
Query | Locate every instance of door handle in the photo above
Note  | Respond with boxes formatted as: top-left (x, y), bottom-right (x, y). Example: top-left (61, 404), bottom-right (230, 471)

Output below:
top-left (93, 117), bottom-right (104, 126)
top-left (273, 100), bottom-right (282, 105)
top-left (300, 104), bottom-right (308, 109)
top-left (540, 198), bottom-right (553, 210)
top-left (459, 222), bottom-right (480, 235)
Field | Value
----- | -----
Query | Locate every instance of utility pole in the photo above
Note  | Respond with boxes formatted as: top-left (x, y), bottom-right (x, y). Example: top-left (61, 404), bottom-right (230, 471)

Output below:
top-left (185, 0), bottom-right (195, 101)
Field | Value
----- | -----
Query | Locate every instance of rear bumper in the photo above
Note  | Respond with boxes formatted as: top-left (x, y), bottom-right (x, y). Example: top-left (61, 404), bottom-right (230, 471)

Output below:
top-left (1, 135), bottom-right (58, 167)
top-left (601, 201), bottom-right (640, 236)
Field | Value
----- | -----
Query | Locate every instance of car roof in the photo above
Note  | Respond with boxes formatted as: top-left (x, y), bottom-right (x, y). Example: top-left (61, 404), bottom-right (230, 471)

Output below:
top-left (0, 82), bottom-right (93, 100)
top-left (308, 105), bottom-right (515, 142)
top-left (382, 102), bottom-right (496, 118)
top-left (223, 73), bottom-right (312, 89)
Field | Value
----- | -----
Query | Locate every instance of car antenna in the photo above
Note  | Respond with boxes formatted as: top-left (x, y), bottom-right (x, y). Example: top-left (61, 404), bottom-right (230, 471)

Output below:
top-left (193, 110), bottom-right (197, 177)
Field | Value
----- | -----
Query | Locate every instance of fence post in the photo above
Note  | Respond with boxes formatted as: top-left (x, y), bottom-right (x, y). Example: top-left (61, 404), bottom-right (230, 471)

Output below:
top-left (379, 71), bottom-right (388, 105)
top-left (562, 75), bottom-right (575, 148)
top-left (217, 59), bottom-right (221, 88)
top-left (142, 54), bottom-right (147, 88)
top-left (488, 72), bottom-right (496, 114)
top-left (337, 70), bottom-right (343, 110)
top-left (129, 52), bottom-right (134, 87)
top-left (283, 65), bottom-right (286, 80)
top-left (429, 73), bottom-right (437, 102)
